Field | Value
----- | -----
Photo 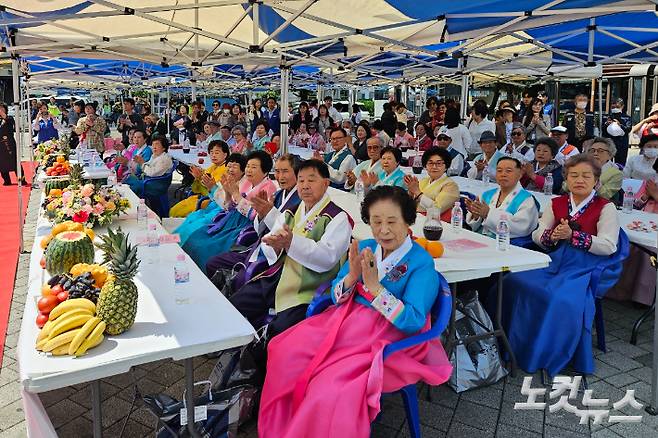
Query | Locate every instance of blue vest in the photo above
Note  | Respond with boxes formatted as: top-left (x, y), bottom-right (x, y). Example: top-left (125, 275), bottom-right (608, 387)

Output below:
top-left (481, 188), bottom-right (534, 238)
top-left (324, 148), bottom-right (353, 189)
top-left (37, 119), bottom-right (59, 143)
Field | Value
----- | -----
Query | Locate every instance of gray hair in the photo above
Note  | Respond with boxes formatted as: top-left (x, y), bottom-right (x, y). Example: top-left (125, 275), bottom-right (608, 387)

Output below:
top-left (563, 153), bottom-right (602, 180)
top-left (367, 135), bottom-right (385, 148)
top-left (232, 124), bottom-right (247, 136)
top-left (588, 136), bottom-right (617, 158)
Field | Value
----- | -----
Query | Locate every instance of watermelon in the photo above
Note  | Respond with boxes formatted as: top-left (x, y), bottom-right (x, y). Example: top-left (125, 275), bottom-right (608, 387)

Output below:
top-left (44, 177), bottom-right (70, 194)
top-left (45, 231), bottom-right (95, 275)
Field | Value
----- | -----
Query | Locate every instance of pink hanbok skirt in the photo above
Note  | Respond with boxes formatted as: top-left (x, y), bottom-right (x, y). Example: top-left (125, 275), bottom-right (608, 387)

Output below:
top-left (258, 297), bottom-right (453, 438)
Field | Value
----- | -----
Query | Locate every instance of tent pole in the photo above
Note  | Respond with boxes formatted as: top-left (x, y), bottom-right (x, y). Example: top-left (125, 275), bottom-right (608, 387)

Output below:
top-left (12, 56), bottom-right (24, 253)
top-left (166, 85), bottom-right (171, 137)
top-left (598, 77), bottom-right (604, 137)
top-left (401, 82), bottom-right (409, 109)
top-left (459, 58), bottom-right (469, 121)
top-left (280, 67), bottom-right (290, 154)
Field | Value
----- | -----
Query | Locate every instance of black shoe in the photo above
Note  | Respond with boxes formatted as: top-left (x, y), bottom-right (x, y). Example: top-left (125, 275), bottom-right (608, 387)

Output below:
top-left (3, 181), bottom-right (12, 186)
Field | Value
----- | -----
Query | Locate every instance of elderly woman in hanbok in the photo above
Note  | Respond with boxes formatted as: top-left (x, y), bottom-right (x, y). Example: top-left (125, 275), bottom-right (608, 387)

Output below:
top-left (364, 146), bottom-right (406, 190)
top-left (182, 150), bottom-right (277, 272)
top-left (583, 137), bottom-right (623, 201)
top-left (520, 137), bottom-right (564, 194)
top-left (608, 134), bottom-right (658, 306)
top-left (169, 140), bottom-right (229, 217)
top-left (404, 147), bottom-right (460, 221)
top-left (230, 125), bottom-right (250, 155)
top-left (124, 136), bottom-right (173, 197)
top-left (259, 186), bottom-right (452, 438)
top-left (498, 154), bottom-right (622, 376)
top-left (306, 122), bottom-right (327, 152)
top-left (174, 153), bottom-right (246, 246)
top-left (251, 120), bottom-right (271, 151)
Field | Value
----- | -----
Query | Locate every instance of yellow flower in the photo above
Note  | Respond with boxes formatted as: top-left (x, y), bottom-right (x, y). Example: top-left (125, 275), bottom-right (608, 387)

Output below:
top-left (105, 201), bottom-right (116, 212)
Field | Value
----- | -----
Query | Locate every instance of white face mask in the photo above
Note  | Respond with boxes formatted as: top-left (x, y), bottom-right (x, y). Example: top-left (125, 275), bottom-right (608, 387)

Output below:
top-left (644, 148), bottom-right (658, 158)
top-left (611, 108), bottom-right (622, 114)
top-left (576, 101), bottom-right (588, 110)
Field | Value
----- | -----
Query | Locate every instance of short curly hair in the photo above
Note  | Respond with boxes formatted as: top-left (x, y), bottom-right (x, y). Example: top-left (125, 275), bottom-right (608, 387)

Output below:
top-left (361, 186), bottom-right (417, 226)
top-left (421, 147), bottom-right (452, 169)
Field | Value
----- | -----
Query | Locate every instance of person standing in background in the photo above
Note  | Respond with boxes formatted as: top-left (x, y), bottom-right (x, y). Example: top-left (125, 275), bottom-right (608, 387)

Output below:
top-left (563, 94), bottom-right (595, 150)
top-left (0, 103), bottom-right (25, 185)
top-left (117, 98), bottom-right (145, 147)
top-left (603, 98), bottom-right (632, 165)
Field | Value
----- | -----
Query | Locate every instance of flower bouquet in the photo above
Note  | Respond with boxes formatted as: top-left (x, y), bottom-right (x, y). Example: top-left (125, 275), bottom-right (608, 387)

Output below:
top-left (42, 183), bottom-right (131, 227)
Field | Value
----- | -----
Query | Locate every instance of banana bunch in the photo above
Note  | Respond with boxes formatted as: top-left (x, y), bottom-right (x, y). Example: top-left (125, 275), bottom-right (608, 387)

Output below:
top-left (35, 298), bottom-right (106, 357)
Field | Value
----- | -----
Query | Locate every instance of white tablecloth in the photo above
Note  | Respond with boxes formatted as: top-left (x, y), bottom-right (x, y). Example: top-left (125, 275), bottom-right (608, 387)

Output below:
top-left (18, 185), bottom-right (255, 391)
top-left (169, 148), bottom-right (212, 170)
top-left (327, 188), bottom-right (551, 283)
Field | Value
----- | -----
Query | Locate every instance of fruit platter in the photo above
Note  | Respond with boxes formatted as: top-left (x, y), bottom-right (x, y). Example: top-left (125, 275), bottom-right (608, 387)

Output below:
top-left (35, 136), bottom-right (71, 167)
top-left (35, 227), bottom-right (140, 357)
top-left (44, 155), bottom-right (71, 177)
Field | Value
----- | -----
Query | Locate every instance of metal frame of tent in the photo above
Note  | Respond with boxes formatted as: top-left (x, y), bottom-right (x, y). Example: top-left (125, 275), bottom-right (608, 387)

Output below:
top-left (2, 1), bottom-right (658, 431)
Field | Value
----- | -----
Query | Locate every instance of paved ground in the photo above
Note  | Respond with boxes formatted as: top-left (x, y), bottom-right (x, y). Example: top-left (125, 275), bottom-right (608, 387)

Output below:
top-left (1, 185), bottom-right (657, 437)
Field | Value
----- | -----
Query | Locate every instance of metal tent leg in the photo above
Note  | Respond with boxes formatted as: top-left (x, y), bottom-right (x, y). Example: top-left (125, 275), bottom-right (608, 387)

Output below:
top-left (185, 358), bottom-right (202, 437)
top-left (91, 380), bottom-right (103, 438)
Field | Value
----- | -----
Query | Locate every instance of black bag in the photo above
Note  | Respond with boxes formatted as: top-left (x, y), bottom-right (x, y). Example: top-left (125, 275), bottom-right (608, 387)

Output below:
top-left (143, 381), bottom-right (257, 438)
top-left (447, 290), bottom-right (508, 392)
top-left (209, 263), bottom-right (245, 298)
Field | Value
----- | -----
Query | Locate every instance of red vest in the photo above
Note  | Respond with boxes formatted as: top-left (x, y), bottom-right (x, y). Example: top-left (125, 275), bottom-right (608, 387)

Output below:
top-left (551, 195), bottom-right (609, 236)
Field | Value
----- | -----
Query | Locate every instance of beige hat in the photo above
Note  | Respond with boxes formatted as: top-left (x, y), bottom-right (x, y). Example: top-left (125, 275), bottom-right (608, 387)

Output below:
top-left (650, 103), bottom-right (658, 116)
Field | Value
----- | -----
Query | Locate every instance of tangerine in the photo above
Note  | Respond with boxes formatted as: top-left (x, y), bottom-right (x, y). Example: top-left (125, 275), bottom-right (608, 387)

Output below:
top-left (414, 237), bottom-right (429, 249)
top-left (426, 241), bottom-right (444, 258)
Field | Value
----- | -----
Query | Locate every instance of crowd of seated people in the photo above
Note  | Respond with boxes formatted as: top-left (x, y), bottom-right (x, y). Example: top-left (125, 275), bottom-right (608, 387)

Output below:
top-left (77, 88), bottom-right (658, 435)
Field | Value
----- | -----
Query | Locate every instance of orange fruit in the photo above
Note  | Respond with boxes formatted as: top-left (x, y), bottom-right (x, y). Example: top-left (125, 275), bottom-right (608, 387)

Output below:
top-left (41, 284), bottom-right (53, 297)
top-left (414, 237), bottom-right (429, 249)
top-left (426, 241), bottom-right (444, 258)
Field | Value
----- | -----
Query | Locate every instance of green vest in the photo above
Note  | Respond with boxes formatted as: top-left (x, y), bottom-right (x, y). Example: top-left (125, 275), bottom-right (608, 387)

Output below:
top-left (274, 198), bottom-right (346, 312)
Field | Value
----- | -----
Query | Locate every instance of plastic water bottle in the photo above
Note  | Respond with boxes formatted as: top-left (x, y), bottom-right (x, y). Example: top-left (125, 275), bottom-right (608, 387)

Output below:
top-left (482, 167), bottom-right (490, 185)
top-left (622, 186), bottom-right (634, 214)
top-left (543, 173), bottom-right (554, 196)
top-left (496, 214), bottom-right (510, 252)
top-left (451, 201), bottom-right (463, 233)
top-left (137, 199), bottom-right (148, 230)
top-left (146, 223), bottom-right (159, 264)
top-left (355, 178), bottom-right (365, 203)
top-left (174, 254), bottom-right (190, 304)
top-left (107, 169), bottom-right (117, 187)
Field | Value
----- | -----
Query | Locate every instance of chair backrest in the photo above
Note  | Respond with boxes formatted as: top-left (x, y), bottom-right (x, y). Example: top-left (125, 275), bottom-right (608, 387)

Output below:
top-left (595, 229), bottom-right (630, 298)
top-left (382, 273), bottom-right (452, 360)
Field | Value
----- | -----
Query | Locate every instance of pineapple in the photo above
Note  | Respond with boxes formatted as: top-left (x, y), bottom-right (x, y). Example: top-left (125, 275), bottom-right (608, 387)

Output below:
top-left (68, 163), bottom-right (84, 189)
top-left (96, 228), bottom-right (140, 335)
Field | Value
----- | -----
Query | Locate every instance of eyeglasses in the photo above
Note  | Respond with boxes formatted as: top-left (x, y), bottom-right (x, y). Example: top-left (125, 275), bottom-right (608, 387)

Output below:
top-left (426, 160), bottom-right (445, 167)
top-left (212, 103), bottom-right (219, 107)
top-left (437, 136), bottom-right (451, 141)
top-left (366, 145), bottom-right (381, 150)
top-left (330, 136), bottom-right (345, 141)
top-left (588, 148), bottom-right (609, 154)
top-left (511, 131), bottom-right (524, 136)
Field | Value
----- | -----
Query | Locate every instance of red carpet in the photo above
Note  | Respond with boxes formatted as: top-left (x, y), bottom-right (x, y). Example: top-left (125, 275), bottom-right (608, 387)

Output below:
top-left (0, 164), bottom-right (33, 366)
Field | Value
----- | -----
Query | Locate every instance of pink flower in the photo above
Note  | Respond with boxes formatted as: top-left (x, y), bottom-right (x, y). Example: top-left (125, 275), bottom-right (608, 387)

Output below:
top-left (82, 204), bottom-right (94, 214)
top-left (62, 191), bottom-right (73, 203)
top-left (93, 203), bottom-right (105, 215)
top-left (80, 184), bottom-right (95, 198)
